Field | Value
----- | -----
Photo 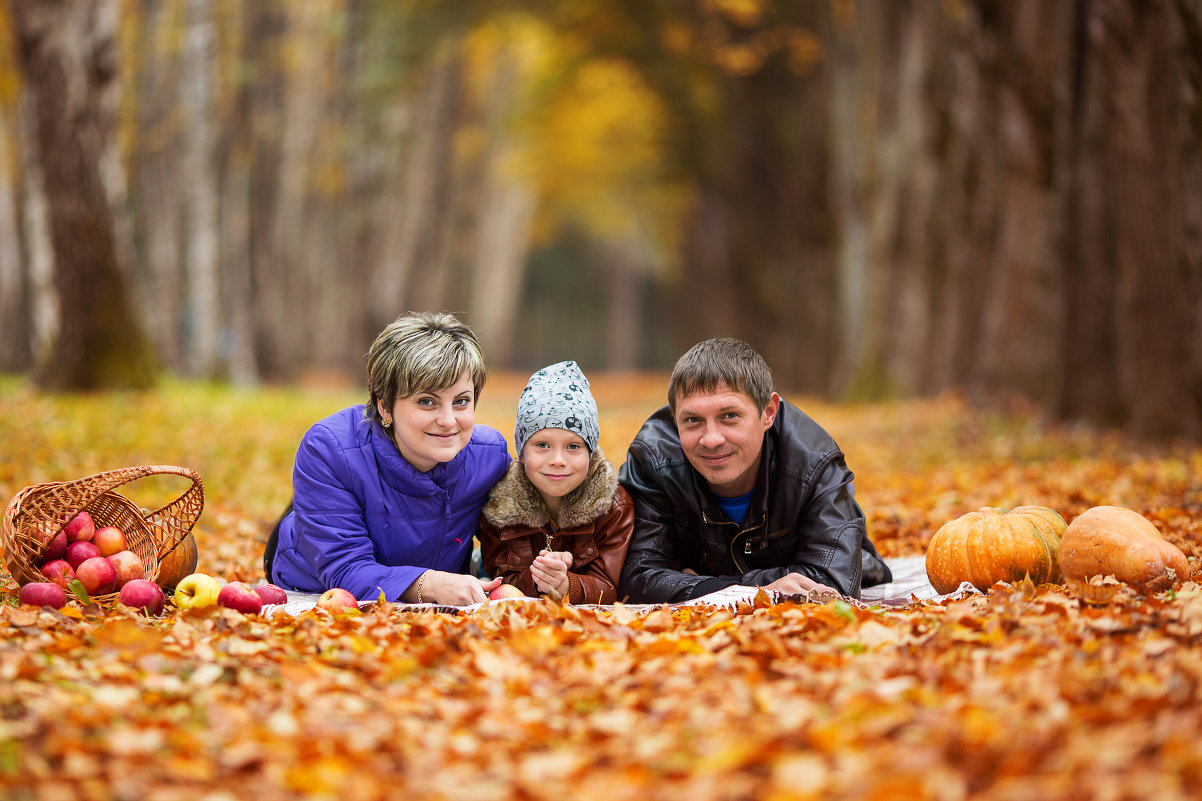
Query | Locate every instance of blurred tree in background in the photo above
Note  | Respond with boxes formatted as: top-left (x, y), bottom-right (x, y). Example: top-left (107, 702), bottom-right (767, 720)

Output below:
top-left (0, 0), bottom-right (1199, 439)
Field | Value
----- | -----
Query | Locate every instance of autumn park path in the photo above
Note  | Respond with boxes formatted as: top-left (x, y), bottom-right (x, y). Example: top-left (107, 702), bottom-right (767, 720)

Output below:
top-left (1, 375), bottom-right (1200, 800)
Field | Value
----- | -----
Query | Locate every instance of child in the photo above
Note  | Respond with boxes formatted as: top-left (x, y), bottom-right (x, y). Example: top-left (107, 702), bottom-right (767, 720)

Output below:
top-left (264, 311), bottom-right (509, 605)
top-left (478, 361), bottom-right (633, 604)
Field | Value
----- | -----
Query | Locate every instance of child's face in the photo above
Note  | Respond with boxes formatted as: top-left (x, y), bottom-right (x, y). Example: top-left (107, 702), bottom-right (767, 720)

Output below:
top-left (378, 371), bottom-right (475, 472)
top-left (521, 428), bottom-right (590, 505)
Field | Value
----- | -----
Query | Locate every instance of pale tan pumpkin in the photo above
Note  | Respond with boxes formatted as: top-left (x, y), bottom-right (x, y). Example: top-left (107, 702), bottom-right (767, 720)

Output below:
top-left (1058, 505), bottom-right (1190, 592)
top-left (925, 505), bottom-right (1066, 594)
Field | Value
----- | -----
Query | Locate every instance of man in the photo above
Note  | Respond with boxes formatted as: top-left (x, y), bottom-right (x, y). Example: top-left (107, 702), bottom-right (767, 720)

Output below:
top-left (618, 338), bottom-right (892, 603)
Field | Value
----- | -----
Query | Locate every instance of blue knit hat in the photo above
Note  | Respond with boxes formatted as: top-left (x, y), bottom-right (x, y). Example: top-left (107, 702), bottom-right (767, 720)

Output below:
top-left (514, 361), bottom-right (600, 454)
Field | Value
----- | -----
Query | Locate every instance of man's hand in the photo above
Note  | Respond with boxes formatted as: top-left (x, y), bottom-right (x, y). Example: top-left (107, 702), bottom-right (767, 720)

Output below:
top-left (764, 572), bottom-right (840, 599)
top-left (531, 550), bottom-right (573, 598)
top-left (420, 571), bottom-right (501, 605)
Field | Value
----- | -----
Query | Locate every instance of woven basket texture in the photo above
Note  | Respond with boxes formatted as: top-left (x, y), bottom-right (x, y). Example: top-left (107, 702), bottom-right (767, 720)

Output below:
top-left (2, 465), bottom-right (204, 602)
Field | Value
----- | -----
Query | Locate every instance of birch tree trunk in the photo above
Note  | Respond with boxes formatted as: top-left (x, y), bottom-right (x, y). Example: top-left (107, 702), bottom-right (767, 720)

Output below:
top-left (468, 49), bottom-right (534, 366)
top-left (129, 0), bottom-right (183, 369)
top-left (17, 91), bottom-right (56, 363)
top-left (181, 0), bottom-right (220, 377)
top-left (215, 0), bottom-right (259, 385)
top-left (9, 0), bottom-right (156, 390)
top-left (388, 44), bottom-right (464, 316)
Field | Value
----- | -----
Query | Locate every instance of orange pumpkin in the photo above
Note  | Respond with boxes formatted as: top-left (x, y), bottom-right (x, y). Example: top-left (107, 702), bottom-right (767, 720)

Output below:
top-left (153, 531), bottom-right (199, 591)
top-left (925, 505), bottom-right (1066, 594)
top-left (1059, 505), bottom-right (1190, 592)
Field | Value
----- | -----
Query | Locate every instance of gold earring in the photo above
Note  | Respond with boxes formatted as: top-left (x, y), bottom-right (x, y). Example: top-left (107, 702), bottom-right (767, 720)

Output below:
top-left (382, 418), bottom-right (392, 429)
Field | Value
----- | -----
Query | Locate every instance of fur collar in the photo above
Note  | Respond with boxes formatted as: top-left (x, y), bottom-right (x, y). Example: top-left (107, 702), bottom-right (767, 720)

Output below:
top-left (481, 447), bottom-right (617, 530)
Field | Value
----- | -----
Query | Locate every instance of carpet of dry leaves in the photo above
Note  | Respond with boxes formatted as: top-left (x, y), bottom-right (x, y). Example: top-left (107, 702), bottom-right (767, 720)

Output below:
top-left (1, 374), bottom-right (1200, 801)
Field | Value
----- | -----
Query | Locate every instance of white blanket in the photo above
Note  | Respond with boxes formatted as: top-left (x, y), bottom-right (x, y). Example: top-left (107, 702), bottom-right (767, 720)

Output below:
top-left (264, 556), bottom-right (975, 616)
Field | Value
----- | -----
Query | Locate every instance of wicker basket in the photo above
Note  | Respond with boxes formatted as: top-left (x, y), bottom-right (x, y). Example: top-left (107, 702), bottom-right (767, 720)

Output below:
top-left (2, 465), bottom-right (204, 602)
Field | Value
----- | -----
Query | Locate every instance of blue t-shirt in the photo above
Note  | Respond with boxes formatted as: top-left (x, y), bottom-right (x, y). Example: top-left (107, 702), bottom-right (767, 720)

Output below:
top-left (715, 490), bottom-right (754, 527)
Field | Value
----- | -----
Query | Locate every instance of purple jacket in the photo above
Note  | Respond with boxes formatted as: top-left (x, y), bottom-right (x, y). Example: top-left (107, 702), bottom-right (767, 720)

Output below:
top-left (270, 405), bottom-right (510, 600)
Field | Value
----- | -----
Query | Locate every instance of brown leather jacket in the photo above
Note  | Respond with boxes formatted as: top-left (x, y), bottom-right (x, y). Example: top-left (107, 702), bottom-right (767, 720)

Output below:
top-left (478, 449), bottom-right (634, 604)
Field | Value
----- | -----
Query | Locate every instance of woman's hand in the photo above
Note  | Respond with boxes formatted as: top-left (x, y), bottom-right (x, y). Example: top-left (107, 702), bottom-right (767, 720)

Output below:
top-left (414, 571), bottom-right (502, 605)
top-left (531, 550), bottom-right (573, 598)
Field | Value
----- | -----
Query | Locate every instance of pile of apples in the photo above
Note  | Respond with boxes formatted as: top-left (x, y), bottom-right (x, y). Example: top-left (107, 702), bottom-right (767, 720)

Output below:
top-left (19, 511), bottom-right (156, 609)
top-left (16, 510), bottom-right (311, 616)
top-left (173, 572), bottom-right (294, 615)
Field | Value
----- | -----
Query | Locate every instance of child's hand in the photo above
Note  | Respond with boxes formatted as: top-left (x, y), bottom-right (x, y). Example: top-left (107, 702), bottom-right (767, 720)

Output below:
top-left (531, 550), bottom-right (573, 598)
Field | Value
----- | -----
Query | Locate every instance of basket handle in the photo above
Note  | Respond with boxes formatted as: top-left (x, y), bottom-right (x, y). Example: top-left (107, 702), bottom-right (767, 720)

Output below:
top-left (54, 464), bottom-right (204, 551)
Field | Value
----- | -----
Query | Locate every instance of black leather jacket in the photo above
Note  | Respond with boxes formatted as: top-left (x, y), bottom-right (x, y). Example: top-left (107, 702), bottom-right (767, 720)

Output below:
top-left (618, 400), bottom-right (891, 603)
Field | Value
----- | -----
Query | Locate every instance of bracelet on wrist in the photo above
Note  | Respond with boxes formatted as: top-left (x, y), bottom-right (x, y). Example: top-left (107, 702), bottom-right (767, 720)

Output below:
top-left (416, 570), bottom-right (431, 604)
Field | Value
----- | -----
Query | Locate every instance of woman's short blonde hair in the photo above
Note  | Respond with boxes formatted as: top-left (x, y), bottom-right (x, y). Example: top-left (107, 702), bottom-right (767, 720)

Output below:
top-left (364, 311), bottom-right (487, 426)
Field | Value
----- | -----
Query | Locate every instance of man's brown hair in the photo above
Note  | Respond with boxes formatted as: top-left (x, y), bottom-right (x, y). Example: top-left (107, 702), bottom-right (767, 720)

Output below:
top-left (667, 337), bottom-right (774, 414)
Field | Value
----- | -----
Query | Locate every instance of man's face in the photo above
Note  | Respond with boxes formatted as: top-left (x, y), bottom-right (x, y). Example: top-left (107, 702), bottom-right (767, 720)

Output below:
top-left (673, 385), bottom-right (779, 498)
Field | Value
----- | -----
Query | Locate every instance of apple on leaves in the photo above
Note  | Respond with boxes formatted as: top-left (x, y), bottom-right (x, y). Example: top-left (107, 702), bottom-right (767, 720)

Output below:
top-left (317, 587), bottom-right (358, 611)
top-left (253, 583), bottom-right (288, 605)
top-left (18, 582), bottom-right (68, 609)
top-left (217, 581), bottom-right (264, 615)
top-left (174, 572), bottom-right (222, 610)
top-left (118, 579), bottom-right (166, 616)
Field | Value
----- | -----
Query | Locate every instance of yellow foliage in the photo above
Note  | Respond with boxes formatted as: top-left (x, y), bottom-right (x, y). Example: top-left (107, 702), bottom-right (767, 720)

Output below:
top-left (462, 14), bottom-right (689, 259)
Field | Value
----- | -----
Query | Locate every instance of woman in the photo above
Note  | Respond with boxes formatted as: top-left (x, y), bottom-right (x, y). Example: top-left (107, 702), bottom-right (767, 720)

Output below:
top-left (264, 311), bottom-right (509, 605)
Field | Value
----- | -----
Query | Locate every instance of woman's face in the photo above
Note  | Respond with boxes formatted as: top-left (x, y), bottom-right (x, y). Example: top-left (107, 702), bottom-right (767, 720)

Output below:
top-left (378, 371), bottom-right (475, 472)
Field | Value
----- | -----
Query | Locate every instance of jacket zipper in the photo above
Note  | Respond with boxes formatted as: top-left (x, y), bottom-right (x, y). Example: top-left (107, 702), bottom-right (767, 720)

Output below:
top-left (432, 488), bottom-right (451, 566)
top-left (703, 510), bottom-right (766, 573)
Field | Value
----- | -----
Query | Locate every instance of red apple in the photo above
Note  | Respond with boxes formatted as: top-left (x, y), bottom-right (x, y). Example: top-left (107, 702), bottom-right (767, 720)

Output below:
top-left (92, 526), bottom-right (127, 557)
top-left (316, 587), bottom-right (358, 610)
top-left (66, 540), bottom-right (101, 571)
top-left (43, 530), bottom-right (68, 562)
top-left (19, 582), bottom-right (68, 609)
top-left (218, 581), bottom-right (264, 615)
top-left (488, 583), bottom-right (527, 601)
top-left (75, 556), bottom-right (118, 595)
top-left (63, 511), bottom-right (95, 542)
top-left (253, 583), bottom-right (289, 605)
top-left (118, 579), bottom-right (166, 615)
top-left (107, 550), bottom-right (145, 588)
top-left (40, 559), bottom-right (76, 589)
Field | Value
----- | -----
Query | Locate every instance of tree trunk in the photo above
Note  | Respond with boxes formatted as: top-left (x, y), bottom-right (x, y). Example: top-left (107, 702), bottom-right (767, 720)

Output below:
top-left (1087, 0), bottom-right (1202, 439)
top-left (129, 0), bottom-right (184, 371)
top-left (467, 47), bottom-right (534, 366)
top-left (181, 0), bottom-right (221, 378)
top-left (17, 91), bottom-right (57, 362)
top-left (244, 2), bottom-right (287, 379)
top-left (962, 2), bottom-right (1068, 405)
top-left (9, 0), bottom-right (156, 391)
top-left (396, 43), bottom-right (465, 315)
top-left (669, 4), bottom-right (837, 394)
top-left (0, 97), bottom-right (33, 371)
top-left (603, 242), bottom-right (642, 371)
top-left (215, 0), bottom-right (260, 386)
